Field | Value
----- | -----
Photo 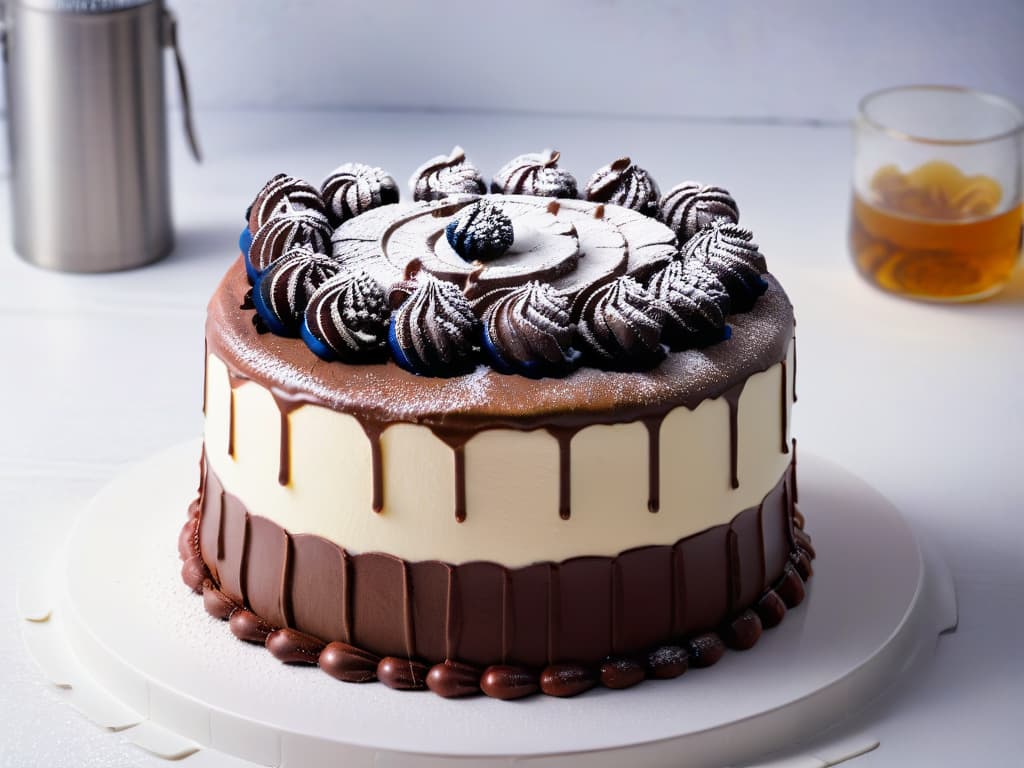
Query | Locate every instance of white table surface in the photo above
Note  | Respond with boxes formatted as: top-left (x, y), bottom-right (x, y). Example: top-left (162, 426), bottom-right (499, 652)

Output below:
top-left (1, 109), bottom-right (1021, 767)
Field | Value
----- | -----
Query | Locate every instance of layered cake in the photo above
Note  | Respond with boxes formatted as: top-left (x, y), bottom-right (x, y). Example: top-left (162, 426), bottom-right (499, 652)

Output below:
top-left (180, 148), bottom-right (814, 699)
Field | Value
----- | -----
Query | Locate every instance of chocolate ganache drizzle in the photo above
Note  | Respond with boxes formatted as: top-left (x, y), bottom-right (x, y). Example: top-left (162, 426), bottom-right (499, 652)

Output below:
top-left (409, 146), bottom-right (487, 201)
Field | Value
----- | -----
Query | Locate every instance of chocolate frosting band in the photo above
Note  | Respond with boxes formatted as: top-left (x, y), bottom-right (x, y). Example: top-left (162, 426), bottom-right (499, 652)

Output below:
top-left (192, 457), bottom-right (803, 674)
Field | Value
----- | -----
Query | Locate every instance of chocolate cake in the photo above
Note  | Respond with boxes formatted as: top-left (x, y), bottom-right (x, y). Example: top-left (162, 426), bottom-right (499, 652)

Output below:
top-left (180, 148), bottom-right (814, 700)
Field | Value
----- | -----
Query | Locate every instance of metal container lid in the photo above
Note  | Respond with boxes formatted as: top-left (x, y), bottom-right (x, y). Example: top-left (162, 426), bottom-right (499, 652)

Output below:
top-left (14, 0), bottom-right (153, 12)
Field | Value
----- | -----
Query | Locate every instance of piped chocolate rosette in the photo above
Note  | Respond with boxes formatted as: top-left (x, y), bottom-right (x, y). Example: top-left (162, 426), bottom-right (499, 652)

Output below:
top-left (237, 151), bottom-right (769, 378)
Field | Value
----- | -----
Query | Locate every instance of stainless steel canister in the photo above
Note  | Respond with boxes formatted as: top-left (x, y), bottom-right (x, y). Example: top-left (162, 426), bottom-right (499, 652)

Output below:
top-left (1, 0), bottom-right (200, 272)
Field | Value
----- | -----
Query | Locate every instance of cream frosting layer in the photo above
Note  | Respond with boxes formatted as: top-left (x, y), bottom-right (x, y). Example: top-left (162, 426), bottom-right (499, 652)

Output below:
top-left (203, 340), bottom-right (794, 566)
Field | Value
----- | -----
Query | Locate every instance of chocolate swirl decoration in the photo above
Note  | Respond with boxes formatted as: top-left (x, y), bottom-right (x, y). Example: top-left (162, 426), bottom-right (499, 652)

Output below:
top-left (682, 221), bottom-right (768, 313)
top-left (388, 277), bottom-right (480, 376)
top-left (301, 270), bottom-right (390, 361)
top-left (491, 150), bottom-right (578, 198)
top-left (576, 276), bottom-right (669, 369)
top-left (584, 157), bottom-right (660, 216)
top-left (320, 163), bottom-right (400, 227)
top-left (252, 246), bottom-right (342, 336)
top-left (646, 258), bottom-right (731, 350)
top-left (680, 256), bottom-right (732, 316)
top-left (445, 199), bottom-right (515, 262)
top-left (247, 173), bottom-right (326, 233)
top-left (409, 146), bottom-right (487, 202)
top-left (247, 209), bottom-right (332, 284)
top-left (481, 282), bottom-right (580, 377)
top-left (658, 182), bottom-right (740, 243)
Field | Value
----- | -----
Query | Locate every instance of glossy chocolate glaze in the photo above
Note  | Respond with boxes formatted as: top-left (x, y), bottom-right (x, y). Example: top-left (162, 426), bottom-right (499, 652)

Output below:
top-left (209, 257), bottom-right (792, 428)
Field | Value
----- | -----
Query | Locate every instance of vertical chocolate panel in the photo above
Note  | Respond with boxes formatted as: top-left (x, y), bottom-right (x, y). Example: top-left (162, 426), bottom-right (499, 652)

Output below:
top-left (675, 525), bottom-right (729, 634)
top-left (760, 476), bottom-right (791, 583)
top-left (505, 564), bottom-right (550, 668)
top-left (453, 562), bottom-right (504, 667)
top-left (244, 517), bottom-right (289, 628)
top-left (215, 490), bottom-right (249, 606)
top-left (731, 507), bottom-right (767, 608)
top-left (350, 553), bottom-right (409, 658)
top-left (197, 490), bottom-right (221, 583)
top-left (556, 558), bottom-right (612, 664)
top-left (409, 562), bottom-right (451, 663)
top-left (290, 534), bottom-right (348, 642)
top-left (615, 546), bottom-right (673, 653)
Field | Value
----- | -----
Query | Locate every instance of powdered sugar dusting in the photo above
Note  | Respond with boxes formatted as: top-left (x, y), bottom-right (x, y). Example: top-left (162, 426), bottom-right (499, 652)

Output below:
top-left (209, 259), bottom-right (792, 429)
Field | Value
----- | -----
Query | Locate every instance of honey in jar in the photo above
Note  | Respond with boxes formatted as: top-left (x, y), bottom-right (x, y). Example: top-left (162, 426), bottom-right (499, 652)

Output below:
top-left (849, 160), bottom-right (1022, 301)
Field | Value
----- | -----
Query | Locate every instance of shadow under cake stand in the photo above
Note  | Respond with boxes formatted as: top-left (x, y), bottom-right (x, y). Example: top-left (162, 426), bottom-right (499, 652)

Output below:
top-left (18, 440), bottom-right (957, 768)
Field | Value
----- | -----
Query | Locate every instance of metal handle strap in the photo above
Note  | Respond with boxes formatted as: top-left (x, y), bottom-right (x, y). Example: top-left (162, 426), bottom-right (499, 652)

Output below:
top-left (163, 7), bottom-right (201, 163)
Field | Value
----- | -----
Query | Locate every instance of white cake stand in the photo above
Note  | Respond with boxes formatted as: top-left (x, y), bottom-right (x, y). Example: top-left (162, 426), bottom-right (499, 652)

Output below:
top-left (17, 441), bottom-right (956, 768)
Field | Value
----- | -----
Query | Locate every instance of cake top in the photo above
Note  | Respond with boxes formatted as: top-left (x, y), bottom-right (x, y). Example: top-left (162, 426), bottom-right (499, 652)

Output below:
top-left (237, 148), bottom-right (771, 380)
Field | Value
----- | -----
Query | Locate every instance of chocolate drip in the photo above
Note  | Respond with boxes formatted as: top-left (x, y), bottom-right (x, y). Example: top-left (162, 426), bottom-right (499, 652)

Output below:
top-left (722, 381), bottom-right (747, 490)
top-left (432, 429), bottom-right (471, 523)
top-left (227, 388), bottom-right (236, 457)
top-left (781, 359), bottom-right (790, 453)
top-left (642, 416), bottom-right (663, 513)
top-left (278, 407), bottom-right (291, 486)
top-left (216, 491), bottom-right (226, 560)
top-left (792, 335), bottom-right (798, 402)
top-left (361, 422), bottom-right (385, 513)
top-left (547, 428), bottom-right (577, 520)
top-left (452, 446), bottom-right (467, 523)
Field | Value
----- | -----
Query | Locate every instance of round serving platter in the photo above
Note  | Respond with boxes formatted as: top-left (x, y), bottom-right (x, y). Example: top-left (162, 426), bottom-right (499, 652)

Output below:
top-left (18, 440), bottom-right (956, 767)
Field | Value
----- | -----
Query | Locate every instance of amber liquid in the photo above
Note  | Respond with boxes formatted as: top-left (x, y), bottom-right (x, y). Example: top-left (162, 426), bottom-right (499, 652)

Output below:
top-left (849, 161), bottom-right (1022, 301)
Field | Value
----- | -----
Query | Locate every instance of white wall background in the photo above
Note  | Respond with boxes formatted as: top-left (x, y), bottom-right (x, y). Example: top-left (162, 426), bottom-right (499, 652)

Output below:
top-left (161, 0), bottom-right (1023, 121)
top-left (0, 0), bottom-right (1020, 121)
